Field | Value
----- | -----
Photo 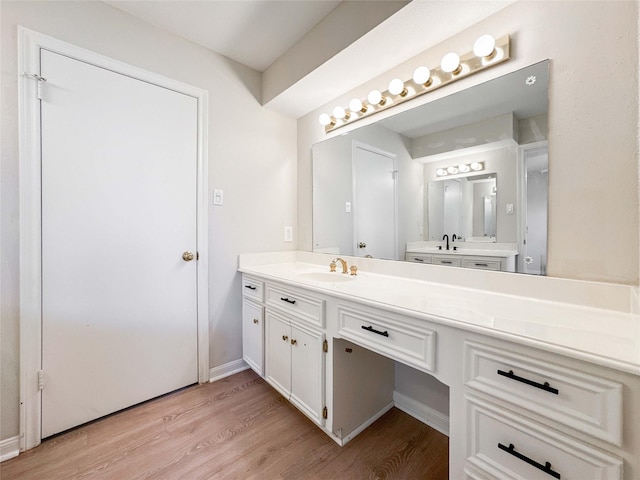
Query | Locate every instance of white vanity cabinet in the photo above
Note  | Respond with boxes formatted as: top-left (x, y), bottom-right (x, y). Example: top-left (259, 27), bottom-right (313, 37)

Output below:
top-left (241, 275), bottom-right (264, 376)
top-left (405, 251), bottom-right (516, 272)
top-left (263, 282), bottom-right (326, 426)
top-left (463, 339), bottom-right (629, 480)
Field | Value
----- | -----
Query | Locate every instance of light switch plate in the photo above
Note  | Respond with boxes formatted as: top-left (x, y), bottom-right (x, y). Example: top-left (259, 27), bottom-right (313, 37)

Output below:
top-left (506, 203), bottom-right (514, 214)
top-left (213, 189), bottom-right (224, 206)
top-left (284, 226), bottom-right (293, 242)
top-left (345, 202), bottom-right (351, 213)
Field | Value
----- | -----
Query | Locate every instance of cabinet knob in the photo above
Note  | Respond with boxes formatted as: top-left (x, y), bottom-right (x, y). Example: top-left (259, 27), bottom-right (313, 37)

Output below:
top-left (290, 339), bottom-right (297, 345)
top-left (182, 251), bottom-right (195, 261)
top-left (358, 242), bottom-right (366, 248)
top-left (282, 335), bottom-right (288, 342)
top-left (253, 318), bottom-right (259, 324)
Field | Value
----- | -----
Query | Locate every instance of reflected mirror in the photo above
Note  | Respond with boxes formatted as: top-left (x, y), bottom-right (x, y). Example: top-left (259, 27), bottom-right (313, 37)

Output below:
top-left (312, 60), bottom-right (549, 275)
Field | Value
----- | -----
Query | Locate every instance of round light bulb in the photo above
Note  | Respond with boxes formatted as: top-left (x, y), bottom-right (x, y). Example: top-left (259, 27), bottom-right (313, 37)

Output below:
top-left (436, 168), bottom-right (447, 176)
top-left (388, 78), bottom-right (406, 96)
top-left (441, 52), bottom-right (461, 74)
top-left (333, 106), bottom-right (347, 119)
top-left (459, 164), bottom-right (470, 173)
top-left (413, 66), bottom-right (431, 85)
top-left (349, 98), bottom-right (365, 113)
top-left (367, 89), bottom-right (384, 106)
top-left (318, 113), bottom-right (332, 126)
top-left (470, 162), bottom-right (483, 171)
top-left (447, 166), bottom-right (459, 174)
top-left (473, 34), bottom-right (496, 58)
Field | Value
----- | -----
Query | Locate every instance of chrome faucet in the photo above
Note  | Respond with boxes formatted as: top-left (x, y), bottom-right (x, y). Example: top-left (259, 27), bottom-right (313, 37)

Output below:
top-left (442, 234), bottom-right (449, 251)
top-left (330, 257), bottom-right (348, 274)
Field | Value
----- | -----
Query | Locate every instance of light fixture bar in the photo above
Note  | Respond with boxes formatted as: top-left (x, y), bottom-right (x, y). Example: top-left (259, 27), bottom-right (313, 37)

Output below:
top-left (321, 34), bottom-right (510, 133)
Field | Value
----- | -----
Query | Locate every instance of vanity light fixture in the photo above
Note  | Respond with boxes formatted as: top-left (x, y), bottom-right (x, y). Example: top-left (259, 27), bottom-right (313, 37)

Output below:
top-left (349, 98), bottom-right (367, 114)
top-left (319, 34), bottom-right (510, 133)
top-left (436, 161), bottom-right (484, 177)
top-left (388, 78), bottom-right (408, 97)
top-left (441, 52), bottom-right (462, 75)
top-left (367, 89), bottom-right (386, 106)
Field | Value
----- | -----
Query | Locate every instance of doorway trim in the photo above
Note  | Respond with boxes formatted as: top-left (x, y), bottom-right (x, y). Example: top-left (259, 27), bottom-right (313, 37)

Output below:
top-left (18, 27), bottom-right (209, 451)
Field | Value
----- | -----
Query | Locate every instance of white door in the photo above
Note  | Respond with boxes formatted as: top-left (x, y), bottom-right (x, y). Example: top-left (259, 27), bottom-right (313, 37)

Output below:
top-left (353, 143), bottom-right (397, 259)
top-left (265, 311), bottom-right (292, 398)
top-left (40, 50), bottom-right (199, 437)
top-left (242, 299), bottom-right (264, 375)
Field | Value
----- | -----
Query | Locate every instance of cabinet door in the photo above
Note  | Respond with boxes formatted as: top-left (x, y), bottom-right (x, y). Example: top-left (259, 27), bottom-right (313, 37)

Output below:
top-left (242, 299), bottom-right (264, 376)
top-left (290, 323), bottom-right (325, 425)
top-left (265, 310), bottom-right (291, 398)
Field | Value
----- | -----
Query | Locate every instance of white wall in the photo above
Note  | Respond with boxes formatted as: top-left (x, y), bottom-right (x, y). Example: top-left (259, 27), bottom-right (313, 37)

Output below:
top-left (0, 1), bottom-right (297, 442)
top-left (298, 0), bottom-right (639, 285)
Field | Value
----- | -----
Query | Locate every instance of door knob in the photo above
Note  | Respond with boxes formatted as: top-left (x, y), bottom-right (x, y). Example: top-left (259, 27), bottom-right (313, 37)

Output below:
top-left (358, 242), bottom-right (366, 248)
top-left (182, 251), bottom-right (195, 261)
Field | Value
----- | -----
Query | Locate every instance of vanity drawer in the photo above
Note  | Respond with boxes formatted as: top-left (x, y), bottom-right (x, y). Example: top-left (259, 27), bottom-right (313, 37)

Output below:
top-left (265, 283), bottom-right (325, 328)
top-left (242, 275), bottom-right (264, 302)
top-left (405, 254), bottom-right (432, 264)
top-left (462, 257), bottom-right (501, 271)
top-left (432, 255), bottom-right (462, 267)
top-left (464, 341), bottom-right (623, 446)
top-left (465, 395), bottom-right (622, 480)
top-left (337, 304), bottom-right (436, 373)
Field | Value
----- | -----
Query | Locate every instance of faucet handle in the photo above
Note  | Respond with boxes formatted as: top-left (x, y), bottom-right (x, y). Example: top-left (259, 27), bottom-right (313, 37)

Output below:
top-left (329, 261), bottom-right (337, 272)
top-left (349, 265), bottom-right (358, 276)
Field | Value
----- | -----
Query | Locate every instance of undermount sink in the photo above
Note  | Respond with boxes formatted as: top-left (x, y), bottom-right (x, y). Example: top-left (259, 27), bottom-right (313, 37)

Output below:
top-left (295, 271), bottom-right (355, 283)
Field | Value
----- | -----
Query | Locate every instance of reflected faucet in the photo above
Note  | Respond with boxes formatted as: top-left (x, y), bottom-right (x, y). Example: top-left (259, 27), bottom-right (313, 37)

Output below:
top-left (330, 257), bottom-right (348, 274)
top-left (452, 234), bottom-right (458, 243)
top-left (442, 234), bottom-right (449, 251)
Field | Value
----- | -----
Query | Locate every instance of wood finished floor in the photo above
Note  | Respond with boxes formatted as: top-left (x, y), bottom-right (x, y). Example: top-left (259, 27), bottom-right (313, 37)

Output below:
top-left (1, 369), bottom-right (448, 480)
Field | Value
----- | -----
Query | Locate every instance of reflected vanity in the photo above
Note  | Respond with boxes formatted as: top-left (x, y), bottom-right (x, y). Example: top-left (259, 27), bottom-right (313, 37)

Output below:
top-left (312, 60), bottom-right (549, 275)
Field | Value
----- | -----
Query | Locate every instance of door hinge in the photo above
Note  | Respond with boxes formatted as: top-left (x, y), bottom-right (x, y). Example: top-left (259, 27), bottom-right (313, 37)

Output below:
top-left (24, 72), bottom-right (47, 100)
top-left (323, 339), bottom-right (328, 353)
top-left (196, 251), bottom-right (199, 260)
top-left (37, 370), bottom-right (44, 390)
top-left (322, 406), bottom-right (328, 419)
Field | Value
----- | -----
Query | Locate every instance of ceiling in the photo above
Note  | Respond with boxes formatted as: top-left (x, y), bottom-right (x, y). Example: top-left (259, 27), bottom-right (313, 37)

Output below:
top-left (104, 0), bottom-right (341, 72)
top-left (104, 0), bottom-right (517, 117)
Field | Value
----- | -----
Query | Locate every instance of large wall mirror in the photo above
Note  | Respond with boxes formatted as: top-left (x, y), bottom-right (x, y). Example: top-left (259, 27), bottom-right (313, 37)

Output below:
top-left (312, 60), bottom-right (549, 275)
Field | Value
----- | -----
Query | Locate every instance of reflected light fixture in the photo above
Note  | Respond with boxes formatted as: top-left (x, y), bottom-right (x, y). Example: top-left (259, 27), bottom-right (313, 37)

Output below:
top-left (441, 52), bottom-right (462, 75)
top-left (367, 89), bottom-right (386, 106)
top-left (474, 34), bottom-right (497, 59)
top-left (388, 78), bottom-right (408, 97)
top-left (436, 161), bottom-right (484, 177)
top-left (413, 66), bottom-right (432, 87)
top-left (349, 98), bottom-right (367, 113)
top-left (319, 33), bottom-right (510, 133)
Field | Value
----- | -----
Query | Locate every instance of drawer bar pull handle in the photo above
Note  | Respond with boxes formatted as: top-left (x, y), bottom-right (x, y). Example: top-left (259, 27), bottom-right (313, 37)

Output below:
top-left (440, 260), bottom-right (453, 264)
top-left (361, 325), bottom-right (389, 337)
top-left (498, 443), bottom-right (560, 479)
top-left (474, 263), bottom-right (489, 267)
top-left (414, 257), bottom-right (424, 262)
top-left (497, 369), bottom-right (559, 395)
top-left (244, 285), bottom-right (257, 290)
top-left (280, 297), bottom-right (296, 305)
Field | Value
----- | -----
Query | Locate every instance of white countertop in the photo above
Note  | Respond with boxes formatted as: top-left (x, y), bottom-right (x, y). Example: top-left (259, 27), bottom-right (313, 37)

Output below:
top-left (406, 248), bottom-right (518, 257)
top-left (239, 258), bottom-right (640, 376)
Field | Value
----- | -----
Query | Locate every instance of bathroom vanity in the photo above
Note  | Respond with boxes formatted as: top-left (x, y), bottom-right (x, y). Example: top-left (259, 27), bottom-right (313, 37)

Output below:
top-left (239, 251), bottom-right (640, 479)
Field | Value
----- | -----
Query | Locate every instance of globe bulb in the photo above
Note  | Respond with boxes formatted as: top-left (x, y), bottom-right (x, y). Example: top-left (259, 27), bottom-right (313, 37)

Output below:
top-left (318, 113), bottom-right (332, 126)
top-left (367, 89), bottom-right (383, 105)
top-left (413, 66), bottom-right (431, 85)
top-left (474, 34), bottom-right (496, 58)
top-left (349, 98), bottom-right (365, 113)
top-left (333, 106), bottom-right (347, 119)
top-left (388, 78), bottom-right (406, 96)
top-left (441, 52), bottom-right (461, 74)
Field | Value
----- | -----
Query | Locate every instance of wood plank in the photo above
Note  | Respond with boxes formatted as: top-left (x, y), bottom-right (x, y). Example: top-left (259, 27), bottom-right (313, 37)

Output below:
top-left (1, 370), bottom-right (448, 479)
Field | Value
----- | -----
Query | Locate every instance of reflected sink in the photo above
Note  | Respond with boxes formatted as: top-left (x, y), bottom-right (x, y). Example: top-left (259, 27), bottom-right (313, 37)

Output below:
top-left (295, 272), bottom-right (355, 283)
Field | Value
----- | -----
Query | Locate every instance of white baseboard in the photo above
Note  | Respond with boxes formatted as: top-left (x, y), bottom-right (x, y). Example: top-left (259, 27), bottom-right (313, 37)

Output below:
top-left (209, 359), bottom-right (250, 383)
top-left (393, 391), bottom-right (450, 437)
top-left (0, 436), bottom-right (20, 462)
top-left (339, 401), bottom-right (394, 446)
